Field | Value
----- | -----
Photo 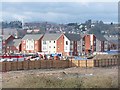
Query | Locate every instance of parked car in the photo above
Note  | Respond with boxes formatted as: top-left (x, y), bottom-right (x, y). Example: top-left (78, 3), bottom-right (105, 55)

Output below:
top-left (0, 59), bottom-right (7, 62)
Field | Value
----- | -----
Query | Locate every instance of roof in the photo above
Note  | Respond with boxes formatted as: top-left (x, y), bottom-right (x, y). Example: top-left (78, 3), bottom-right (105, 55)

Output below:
top-left (64, 33), bottom-right (81, 41)
top-left (95, 34), bottom-right (107, 41)
top-left (109, 40), bottom-right (118, 44)
top-left (7, 39), bottom-right (22, 47)
top-left (13, 39), bottom-right (22, 47)
top-left (42, 33), bottom-right (62, 41)
top-left (88, 31), bottom-right (107, 41)
top-left (3, 35), bottom-right (13, 40)
top-left (104, 35), bottom-right (118, 41)
top-left (22, 34), bottom-right (43, 40)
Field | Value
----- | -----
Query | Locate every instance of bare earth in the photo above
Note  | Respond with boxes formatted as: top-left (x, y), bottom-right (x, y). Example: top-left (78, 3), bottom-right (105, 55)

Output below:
top-left (1, 66), bottom-right (118, 88)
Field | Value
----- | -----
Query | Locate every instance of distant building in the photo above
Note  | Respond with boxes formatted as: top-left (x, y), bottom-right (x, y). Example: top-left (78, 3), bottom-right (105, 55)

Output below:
top-left (42, 33), bottom-right (63, 54)
top-left (42, 33), bottom-right (81, 56)
top-left (21, 34), bottom-right (43, 53)
top-left (64, 33), bottom-right (81, 56)
top-left (104, 35), bottom-right (118, 50)
top-left (2, 35), bottom-right (15, 54)
top-left (7, 39), bottom-right (22, 53)
top-left (82, 34), bottom-right (108, 54)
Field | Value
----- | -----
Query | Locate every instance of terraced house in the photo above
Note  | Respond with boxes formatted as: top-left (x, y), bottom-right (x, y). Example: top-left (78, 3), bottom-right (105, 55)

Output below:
top-left (82, 34), bottom-right (108, 54)
top-left (2, 35), bottom-right (15, 54)
top-left (64, 33), bottom-right (81, 56)
top-left (42, 33), bottom-right (81, 56)
top-left (21, 34), bottom-right (43, 53)
top-left (42, 33), bottom-right (64, 54)
top-left (7, 39), bottom-right (22, 53)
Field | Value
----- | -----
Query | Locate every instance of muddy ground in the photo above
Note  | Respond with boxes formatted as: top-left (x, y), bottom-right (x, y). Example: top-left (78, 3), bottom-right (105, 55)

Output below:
top-left (1, 66), bottom-right (118, 88)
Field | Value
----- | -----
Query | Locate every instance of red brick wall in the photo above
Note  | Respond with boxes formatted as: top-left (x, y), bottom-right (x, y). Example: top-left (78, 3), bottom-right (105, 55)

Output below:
top-left (3, 35), bottom-right (15, 53)
top-left (73, 41), bottom-right (77, 56)
top-left (85, 35), bottom-right (90, 53)
top-left (92, 35), bottom-right (96, 52)
top-left (21, 40), bottom-right (26, 52)
top-left (21, 36), bottom-right (43, 53)
top-left (56, 34), bottom-right (64, 54)
top-left (101, 41), bottom-right (104, 52)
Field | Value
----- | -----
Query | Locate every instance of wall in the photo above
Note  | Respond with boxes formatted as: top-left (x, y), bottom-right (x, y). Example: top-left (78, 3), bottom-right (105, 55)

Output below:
top-left (56, 34), bottom-right (64, 54)
top-left (42, 40), bottom-right (57, 54)
top-left (77, 41), bottom-right (82, 55)
top-left (64, 35), bottom-right (70, 55)
top-left (85, 35), bottom-right (90, 53)
top-left (26, 39), bottom-right (34, 51)
top-left (0, 57), bottom-right (118, 72)
top-left (104, 41), bottom-right (108, 51)
top-left (96, 38), bottom-right (101, 52)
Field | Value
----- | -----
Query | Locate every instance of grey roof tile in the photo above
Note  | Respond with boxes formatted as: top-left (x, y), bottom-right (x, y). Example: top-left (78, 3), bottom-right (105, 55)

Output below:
top-left (22, 34), bottom-right (43, 40)
top-left (42, 33), bottom-right (62, 41)
top-left (64, 33), bottom-right (81, 41)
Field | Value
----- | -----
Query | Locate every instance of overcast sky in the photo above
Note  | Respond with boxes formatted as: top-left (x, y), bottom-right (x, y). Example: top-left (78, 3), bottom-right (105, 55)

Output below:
top-left (0, 1), bottom-right (118, 24)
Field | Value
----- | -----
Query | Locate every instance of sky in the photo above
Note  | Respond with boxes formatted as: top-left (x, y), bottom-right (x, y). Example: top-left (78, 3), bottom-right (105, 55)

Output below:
top-left (0, 0), bottom-right (119, 24)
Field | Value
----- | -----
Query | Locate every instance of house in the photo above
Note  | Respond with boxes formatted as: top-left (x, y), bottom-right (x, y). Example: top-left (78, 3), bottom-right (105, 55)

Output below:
top-left (7, 39), bottom-right (22, 53)
top-left (0, 28), bottom-right (27, 39)
top-left (21, 34), bottom-right (43, 53)
top-left (42, 33), bottom-right (64, 54)
top-left (82, 34), bottom-right (108, 54)
top-left (42, 33), bottom-right (81, 56)
top-left (64, 33), bottom-right (81, 56)
top-left (104, 35), bottom-right (118, 50)
top-left (2, 35), bottom-right (15, 54)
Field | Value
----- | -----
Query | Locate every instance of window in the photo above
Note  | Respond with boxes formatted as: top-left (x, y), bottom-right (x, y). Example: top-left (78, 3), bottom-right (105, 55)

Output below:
top-left (91, 46), bottom-right (92, 49)
top-left (49, 41), bottom-right (51, 43)
top-left (54, 41), bottom-right (55, 43)
top-left (43, 46), bottom-right (46, 50)
top-left (66, 41), bottom-right (68, 45)
top-left (43, 41), bottom-right (46, 44)
top-left (49, 46), bottom-right (51, 48)
top-left (31, 46), bottom-right (33, 49)
top-left (26, 45), bottom-right (29, 49)
top-left (54, 46), bottom-right (55, 48)
top-left (65, 46), bottom-right (67, 50)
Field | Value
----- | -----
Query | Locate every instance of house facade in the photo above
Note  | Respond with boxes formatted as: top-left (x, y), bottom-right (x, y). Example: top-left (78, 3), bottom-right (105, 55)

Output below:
top-left (7, 39), bottom-right (22, 53)
top-left (42, 33), bottom-right (81, 56)
top-left (82, 34), bottom-right (108, 54)
top-left (63, 33), bottom-right (81, 56)
top-left (21, 34), bottom-right (43, 53)
top-left (42, 33), bottom-right (63, 54)
top-left (2, 35), bottom-right (15, 54)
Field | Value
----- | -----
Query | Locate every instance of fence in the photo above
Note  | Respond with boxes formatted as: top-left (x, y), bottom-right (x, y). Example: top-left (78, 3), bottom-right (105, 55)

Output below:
top-left (0, 58), bottom-right (118, 72)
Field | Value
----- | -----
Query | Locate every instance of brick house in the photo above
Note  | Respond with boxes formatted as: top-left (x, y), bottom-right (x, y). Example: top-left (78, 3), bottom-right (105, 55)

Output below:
top-left (82, 34), bottom-right (108, 54)
top-left (64, 33), bottom-right (81, 56)
top-left (104, 35), bottom-right (118, 50)
top-left (21, 34), bottom-right (43, 53)
top-left (2, 35), bottom-right (15, 54)
top-left (7, 39), bottom-right (22, 53)
top-left (42, 33), bottom-right (81, 56)
top-left (42, 33), bottom-right (64, 54)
